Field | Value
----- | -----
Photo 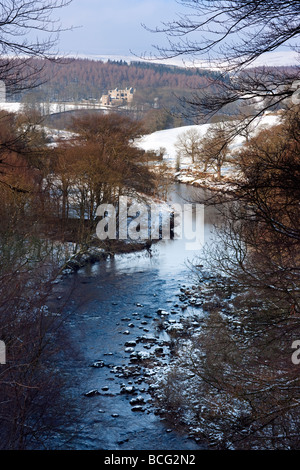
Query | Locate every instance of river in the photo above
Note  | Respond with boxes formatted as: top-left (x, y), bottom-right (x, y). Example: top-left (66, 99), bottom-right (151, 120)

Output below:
top-left (52, 183), bottom-right (219, 450)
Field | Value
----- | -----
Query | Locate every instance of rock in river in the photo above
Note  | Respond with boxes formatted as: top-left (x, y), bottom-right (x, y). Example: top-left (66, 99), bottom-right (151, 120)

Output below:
top-left (84, 389), bottom-right (100, 397)
top-left (120, 385), bottom-right (136, 395)
top-left (131, 406), bottom-right (145, 412)
top-left (90, 360), bottom-right (105, 368)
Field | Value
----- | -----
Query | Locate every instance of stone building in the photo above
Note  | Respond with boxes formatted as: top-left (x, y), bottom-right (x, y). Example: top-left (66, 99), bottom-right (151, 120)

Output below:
top-left (101, 94), bottom-right (110, 106)
top-left (101, 87), bottom-right (135, 106)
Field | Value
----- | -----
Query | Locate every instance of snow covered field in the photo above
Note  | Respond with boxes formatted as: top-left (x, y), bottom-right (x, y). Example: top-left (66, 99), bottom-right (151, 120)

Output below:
top-left (137, 113), bottom-right (281, 168)
top-left (136, 112), bottom-right (281, 189)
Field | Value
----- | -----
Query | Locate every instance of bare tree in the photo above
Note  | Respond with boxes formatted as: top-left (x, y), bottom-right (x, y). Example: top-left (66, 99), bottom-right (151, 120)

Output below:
top-left (0, 0), bottom-right (73, 94)
top-left (175, 127), bottom-right (202, 165)
top-left (154, 107), bottom-right (300, 449)
top-left (143, 1), bottom-right (300, 450)
top-left (146, 0), bottom-right (300, 126)
top-left (0, 1), bottom-right (73, 191)
top-left (198, 121), bottom-right (231, 178)
top-left (0, 0), bottom-right (76, 450)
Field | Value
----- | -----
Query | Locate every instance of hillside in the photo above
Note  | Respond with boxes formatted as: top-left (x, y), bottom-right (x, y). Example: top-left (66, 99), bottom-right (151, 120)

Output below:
top-left (9, 58), bottom-right (221, 105)
top-left (136, 112), bottom-right (281, 189)
top-left (137, 113), bottom-right (280, 164)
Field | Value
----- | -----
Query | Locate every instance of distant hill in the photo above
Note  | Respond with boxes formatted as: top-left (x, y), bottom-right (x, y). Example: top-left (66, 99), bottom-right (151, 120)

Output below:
top-left (10, 57), bottom-right (222, 104)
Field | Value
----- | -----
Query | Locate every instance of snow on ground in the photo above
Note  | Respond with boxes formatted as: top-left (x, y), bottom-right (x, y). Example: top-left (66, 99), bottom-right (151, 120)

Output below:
top-left (0, 99), bottom-right (280, 158)
top-left (0, 102), bottom-right (22, 113)
top-left (136, 112), bottom-right (282, 191)
top-left (0, 101), bottom-right (108, 115)
top-left (0, 99), bottom-right (281, 185)
top-left (137, 113), bottom-right (281, 169)
top-left (43, 127), bottom-right (78, 146)
top-left (137, 123), bottom-right (211, 163)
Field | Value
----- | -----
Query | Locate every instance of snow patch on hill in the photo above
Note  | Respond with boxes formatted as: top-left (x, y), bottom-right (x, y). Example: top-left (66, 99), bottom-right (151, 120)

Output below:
top-left (137, 113), bottom-right (281, 167)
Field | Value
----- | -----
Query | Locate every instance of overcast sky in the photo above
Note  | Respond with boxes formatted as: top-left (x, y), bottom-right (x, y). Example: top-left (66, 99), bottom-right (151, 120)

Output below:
top-left (56, 0), bottom-right (298, 67)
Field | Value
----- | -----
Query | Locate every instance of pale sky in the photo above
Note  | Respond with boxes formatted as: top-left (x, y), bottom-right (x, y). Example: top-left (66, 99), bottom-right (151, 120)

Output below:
top-left (57, 0), bottom-right (178, 60)
top-left (56, 0), bottom-right (299, 67)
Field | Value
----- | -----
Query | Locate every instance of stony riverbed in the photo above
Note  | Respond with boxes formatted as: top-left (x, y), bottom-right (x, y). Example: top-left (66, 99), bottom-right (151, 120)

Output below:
top-left (49, 183), bottom-right (221, 450)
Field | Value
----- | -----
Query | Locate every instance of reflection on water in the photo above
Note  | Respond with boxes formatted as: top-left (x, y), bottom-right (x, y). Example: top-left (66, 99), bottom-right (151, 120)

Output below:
top-left (88, 183), bottom-right (220, 278)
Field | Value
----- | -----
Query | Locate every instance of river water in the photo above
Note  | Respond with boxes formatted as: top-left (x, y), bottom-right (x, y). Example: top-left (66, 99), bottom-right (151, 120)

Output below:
top-left (53, 183), bottom-right (219, 450)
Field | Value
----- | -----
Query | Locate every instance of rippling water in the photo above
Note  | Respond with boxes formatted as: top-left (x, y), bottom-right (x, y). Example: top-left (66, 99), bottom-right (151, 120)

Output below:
top-left (52, 184), bottom-right (219, 450)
